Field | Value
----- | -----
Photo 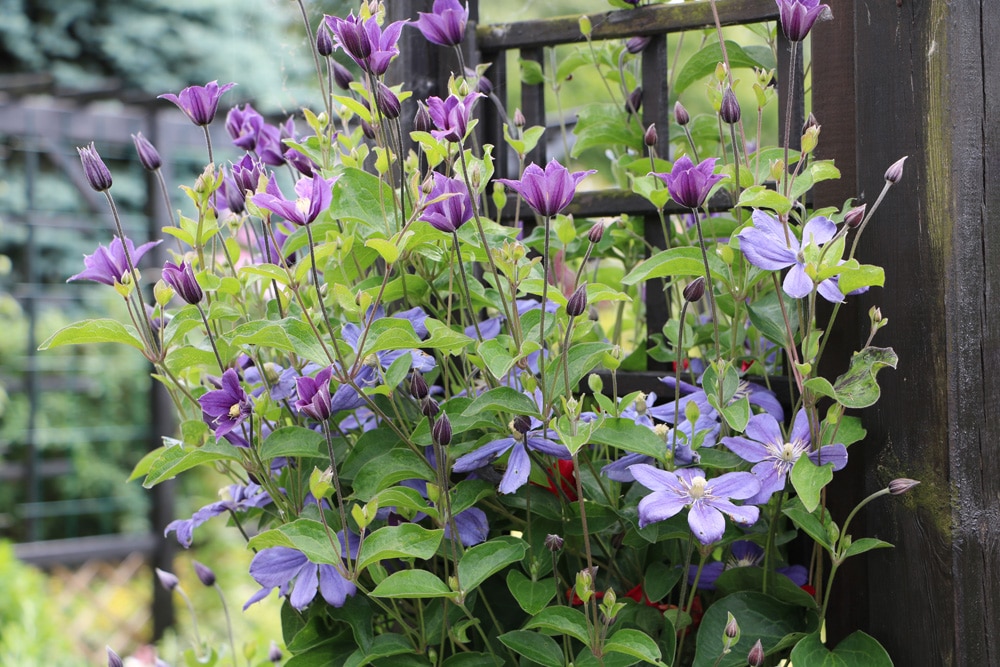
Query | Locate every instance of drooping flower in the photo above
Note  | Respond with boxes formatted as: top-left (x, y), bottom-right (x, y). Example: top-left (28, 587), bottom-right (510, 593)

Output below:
top-left (77, 142), bottom-right (113, 191)
top-left (161, 260), bottom-right (203, 305)
top-left (722, 409), bottom-right (847, 505)
top-left (653, 155), bottom-right (724, 209)
top-left (775, 0), bottom-right (831, 42)
top-left (419, 173), bottom-right (474, 232)
top-left (252, 173), bottom-right (337, 226)
top-left (497, 159), bottom-right (596, 218)
top-left (165, 482), bottom-right (272, 548)
top-left (629, 465), bottom-right (760, 544)
top-left (68, 237), bottom-right (161, 286)
top-left (737, 208), bottom-right (845, 302)
top-left (324, 12), bottom-right (406, 76)
top-left (199, 369), bottom-right (252, 439)
top-left (245, 535), bottom-right (359, 610)
top-left (159, 81), bottom-right (236, 126)
top-left (295, 366), bottom-right (335, 421)
top-left (426, 92), bottom-right (482, 143)
top-left (415, 0), bottom-right (469, 47)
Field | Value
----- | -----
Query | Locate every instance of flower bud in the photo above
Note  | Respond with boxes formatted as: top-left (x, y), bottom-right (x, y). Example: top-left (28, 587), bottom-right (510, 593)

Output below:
top-left (844, 203), bottom-right (867, 229)
top-left (724, 612), bottom-right (740, 640)
top-left (802, 124), bottom-right (821, 153)
top-left (375, 83), bottom-right (400, 120)
top-left (579, 15), bottom-right (592, 38)
top-left (625, 86), bottom-right (643, 116)
top-left (155, 568), bottom-right (179, 591)
top-left (720, 87), bottom-right (741, 124)
top-left (683, 276), bottom-right (705, 303)
top-left (131, 133), bottom-right (162, 171)
top-left (512, 415), bottom-right (532, 436)
top-left (747, 639), bottom-right (765, 667)
top-left (802, 112), bottom-right (819, 134)
top-left (674, 101), bottom-right (690, 126)
top-left (421, 397), bottom-right (440, 418)
top-left (884, 155), bottom-right (907, 184)
top-left (193, 560), bottom-right (216, 587)
top-left (268, 641), bottom-right (282, 663)
top-left (587, 221), bottom-right (605, 244)
top-left (625, 36), bottom-right (650, 54)
top-left (644, 123), bottom-right (658, 147)
top-left (332, 62), bottom-right (354, 90)
top-left (361, 119), bottom-right (376, 140)
top-left (316, 25), bottom-right (334, 57)
top-left (432, 413), bottom-right (452, 446)
top-left (513, 108), bottom-right (526, 128)
top-left (888, 478), bottom-right (920, 495)
top-left (545, 533), bottom-right (564, 552)
top-left (414, 103), bottom-right (433, 133)
top-left (566, 283), bottom-right (588, 317)
top-left (154, 279), bottom-right (174, 307)
top-left (409, 372), bottom-right (429, 400)
top-left (107, 647), bottom-right (124, 667)
top-left (162, 261), bottom-right (203, 305)
top-left (78, 142), bottom-right (113, 191)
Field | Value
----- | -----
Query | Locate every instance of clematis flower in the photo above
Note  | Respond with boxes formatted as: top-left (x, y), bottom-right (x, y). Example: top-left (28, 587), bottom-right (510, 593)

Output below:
top-left (159, 81), bottom-right (236, 126)
top-left (199, 369), bottom-right (252, 439)
top-left (161, 261), bottom-right (203, 305)
top-left (629, 465), bottom-right (760, 544)
top-left (415, 0), bottom-right (469, 47)
top-left (653, 155), bottom-right (724, 209)
top-left (419, 173), bottom-right (474, 232)
top-left (324, 12), bottom-right (406, 76)
top-left (688, 540), bottom-right (808, 590)
top-left (497, 159), bottom-right (596, 218)
top-left (245, 533), bottom-right (359, 610)
top-left (453, 413), bottom-right (571, 495)
top-left (657, 375), bottom-right (784, 425)
top-left (226, 103), bottom-right (265, 151)
top-left (426, 92), bottom-right (482, 143)
top-left (77, 142), bottom-right (113, 191)
top-left (775, 0), bottom-right (831, 42)
top-left (68, 237), bottom-right (161, 286)
top-left (601, 416), bottom-right (716, 482)
top-left (295, 366), bottom-right (334, 421)
top-left (722, 409), bottom-right (847, 505)
top-left (165, 483), bottom-right (271, 548)
top-left (737, 209), bottom-right (844, 302)
top-left (252, 173), bottom-right (337, 226)
top-left (244, 361), bottom-right (299, 401)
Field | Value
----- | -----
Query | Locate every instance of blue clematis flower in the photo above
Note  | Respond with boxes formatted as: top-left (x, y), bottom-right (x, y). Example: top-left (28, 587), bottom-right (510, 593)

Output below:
top-left (199, 369), bottom-right (253, 439)
top-left (165, 483), bottom-right (271, 548)
top-left (244, 531), bottom-right (359, 610)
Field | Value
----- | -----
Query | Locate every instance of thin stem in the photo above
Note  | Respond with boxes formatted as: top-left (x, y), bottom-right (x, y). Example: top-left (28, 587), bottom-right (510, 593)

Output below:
top-left (453, 232), bottom-right (483, 342)
top-left (690, 207), bottom-right (721, 359)
top-left (202, 126), bottom-right (214, 166)
top-left (196, 304), bottom-right (226, 372)
top-left (212, 583), bottom-right (239, 667)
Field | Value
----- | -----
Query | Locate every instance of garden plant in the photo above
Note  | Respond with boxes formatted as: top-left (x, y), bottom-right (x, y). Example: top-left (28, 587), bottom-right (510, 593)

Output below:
top-left (47, 0), bottom-right (916, 664)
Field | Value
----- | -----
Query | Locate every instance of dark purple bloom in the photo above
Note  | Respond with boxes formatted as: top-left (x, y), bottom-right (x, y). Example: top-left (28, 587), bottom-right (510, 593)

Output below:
top-left (720, 87), bottom-right (741, 124)
top-left (68, 237), bottom-right (161, 286)
top-left (419, 173), bottom-right (474, 232)
top-left (165, 483), bottom-right (271, 547)
top-left (226, 103), bottom-right (265, 151)
top-left (162, 260), bottom-right (203, 305)
top-left (626, 36), bottom-right (650, 54)
top-left (324, 12), bottom-right (406, 76)
top-left (497, 159), bottom-right (596, 218)
top-left (722, 409), bottom-right (847, 505)
top-left (775, 0), bottom-right (831, 42)
top-left (192, 561), bottom-right (216, 586)
top-left (255, 119), bottom-right (293, 167)
top-left (415, 0), bottom-right (469, 47)
top-left (252, 173), bottom-right (337, 226)
top-left (332, 61), bottom-right (355, 90)
top-left (199, 369), bottom-right (252, 439)
top-left (245, 534), bottom-right (359, 610)
top-left (77, 142), bottom-right (113, 191)
top-left (296, 366), bottom-right (335, 421)
top-left (653, 155), bottom-right (724, 209)
top-left (230, 154), bottom-right (265, 194)
top-left (426, 92), bottom-right (482, 143)
top-left (316, 22), bottom-right (334, 57)
top-left (629, 465), bottom-right (760, 544)
top-left (737, 209), bottom-right (844, 301)
top-left (284, 146), bottom-right (319, 177)
top-left (131, 133), bottom-right (162, 171)
top-left (159, 81), bottom-right (236, 126)
top-left (374, 82), bottom-right (401, 119)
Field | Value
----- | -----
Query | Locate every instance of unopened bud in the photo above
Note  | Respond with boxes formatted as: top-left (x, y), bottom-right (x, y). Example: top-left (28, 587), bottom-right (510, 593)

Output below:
top-left (626, 86), bottom-right (643, 116)
top-left (566, 283), bottom-right (588, 317)
top-left (724, 612), bottom-right (740, 640)
top-left (375, 83), bottom-right (400, 120)
top-left (193, 560), bottom-right (216, 587)
top-left (513, 108), bottom-right (526, 128)
top-left (316, 25), bottom-right (334, 57)
top-left (421, 397), bottom-right (440, 418)
top-left (333, 62), bottom-right (354, 90)
top-left (644, 123), bottom-right (658, 147)
top-left (720, 87), bottom-right (741, 124)
top-left (683, 276), bottom-right (705, 303)
top-left (769, 159), bottom-right (786, 182)
top-left (888, 478), bottom-right (920, 495)
top-left (107, 647), bottom-right (124, 667)
top-left (155, 568), bottom-right (179, 591)
top-left (625, 36), bottom-right (651, 54)
top-left (579, 15), bottom-right (592, 38)
top-left (802, 124), bottom-right (820, 153)
top-left (131, 133), bottom-right (162, 171)
top-left (747, 639), bottom-right (765, 667)
top-left (432, 413), bottom-right (452, 446)
top-left (78, 142), bottom-right (113, 191)
top-left (361, 119), bottom-right (376, 140)
top-left (469, 162), bottom-right (483, 190)
top-left (844, 203), bottom-right (867, 228)
top-left (154, 280), bottom-right (174, 307)
top-left (884, 156), bottom-right (907, 184)
top-left (587, 221), bottom-right (605, 244)
top-left (409, 373), bottom-right (429, 400)
top-left (544, 533), bottom-right (564, 552)
top-left (802, 112), bottom-right (819, 134)
top-left (512, 415), bottom-right (532, 436)
top-left (268, 641), bottom-right (282, 663)
top-left (674, 101), bottom-right (690, 127)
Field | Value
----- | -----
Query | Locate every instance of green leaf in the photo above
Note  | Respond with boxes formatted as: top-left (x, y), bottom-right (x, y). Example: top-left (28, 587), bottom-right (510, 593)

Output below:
top-left (783, 498), bottom-right (835, 552)
top-left (260, 426), bottom-right (326, 460)
top-left (519, 59), bottom-right (545, 85)
top-left (747, 290), bottom-right (798, 347)
top-left (791, 454), bottom-right (834, 513)
top-left (343, 633), bottom-right (414, 667)
top-left (622, 247), bottom-right (729, 287)
top-left (591, 419), bottom-right (669, 460)
top-left (571, 103), bottom-right (644, 157)
top-left (369, 570), bottom-right (456, 599)
top-left (464, 386), bottom-right (541, 418)
top-left (789, 631), bottom-right (892, 667)
top-left (523, 606), bottom-right (591, 645)
top-left (546, 341), bottom-right (614, 397)
top-left (39, 319), bottom-right (146, 352)
top-left (476, 337), bottom-right (517, 379)
top-left (506, 570), bottom-right (556, 615)
top-left (832, 347), bottom-right (898, 409)
top-left (248, 519), bottom-right (341, 565)
top-left (330, 168), bottom-right (397, 233)
top-left (643, 562), bottom-right (682, 602)
top-left (843, 537), bottom-right (893, 559)
top-left (457, 535), bottom-right (527, 591)
top-left (353, 448), bottom-right (435, 501)
top-left (737, 186), bottom-right (793, 215)
top-left (838, 263), bottom-right (885, 296)
top-left (604, 628), bottom-right (665, 665)
top-left (355, 525), bottom-right (443, 573)
top-left (498, 630), bottom-right (563, 667)
top-left (720, 396), bottom-right (750, 432)
top-left (714, 567), bottom-right (817, 610)
top-left (142, 440), bottom-right (241, 488)
top-left (804, 377), bottom-right (838, 401)
top-left (675, 40), bottom-right (772, 94)
top-left (424, 319), bottom-right (475, 355)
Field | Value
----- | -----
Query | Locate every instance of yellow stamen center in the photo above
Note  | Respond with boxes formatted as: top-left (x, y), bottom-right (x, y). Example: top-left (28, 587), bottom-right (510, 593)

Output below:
top-left (689, 476), bottom-right (708, 499)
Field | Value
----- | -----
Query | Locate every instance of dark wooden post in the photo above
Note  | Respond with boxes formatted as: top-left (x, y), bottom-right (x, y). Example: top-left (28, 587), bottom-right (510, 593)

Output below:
top-left (849, 2), bottom-right (1000, 663)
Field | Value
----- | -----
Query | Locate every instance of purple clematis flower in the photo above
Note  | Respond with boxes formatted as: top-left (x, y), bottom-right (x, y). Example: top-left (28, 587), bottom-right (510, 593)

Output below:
top-left (295, 366), bottom-right (335, 421)
top-left (415, 0), bottom-right (469, 47)
top-left (497, 159), bottom-right (596, 218)
top-left (68, 237), bottom-right (161, 286)
top-left (159, 81), bottom-right (236, 126)
top-left (722, 409), bottom-right (847, 505)
top-left (737, 209), bottom-right (844, 302)
top-left (226, 103), bottom-right (265, 151)
top-left (199, 369), bottom-right (252, 439)
top-left (629, 465), bottom-right (760, 544)
top-left (161, 260), bottom-right (203, 305)
top-left (453, 413), bottom-right (571, 495)
top-left (653, 155), bottom-right (724, 209)
top-left (688, 540), bottom-right (808, 590)
top-left (426, 92), bottom-right (482, 144)
top-left (601, 415), bottom-right (716, 483)
top-left (252, 173), bottom-right (337, 226)
top-left (419, 173), bottom-right (474, 232)
top-left (324, 12), bottom-right (406, 76)
top-left (244, 361), bottom-right (299, 402)
top-left (165, 483), bottom-right (271, 548)
top-left (775, 0), bottom-right (831, 42)
top-left (245, 533), bottom-right (359, 610)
